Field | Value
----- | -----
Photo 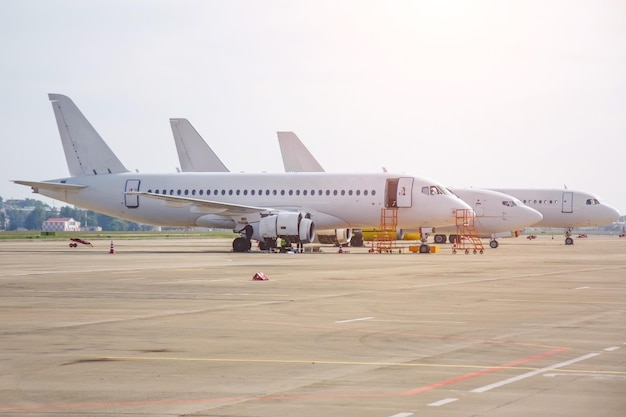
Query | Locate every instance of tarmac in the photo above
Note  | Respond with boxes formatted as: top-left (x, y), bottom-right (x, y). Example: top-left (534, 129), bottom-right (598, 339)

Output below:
top-left (0, 235), bottom-right (625, 417)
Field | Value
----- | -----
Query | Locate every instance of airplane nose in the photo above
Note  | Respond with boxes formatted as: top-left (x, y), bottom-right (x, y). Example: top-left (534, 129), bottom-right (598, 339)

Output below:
top-left (525, 206), bottom-right (543, 226)
top-left (603, 204), bottom-right (621, 224)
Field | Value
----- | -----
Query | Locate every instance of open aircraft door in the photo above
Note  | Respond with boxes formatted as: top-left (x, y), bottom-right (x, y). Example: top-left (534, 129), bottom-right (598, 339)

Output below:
top-left (396, 177), bottom-right (414, 208)
top-left (124, 179), bottom-right (140, 208)
top-left (562, 191), bottom-right (573, 213)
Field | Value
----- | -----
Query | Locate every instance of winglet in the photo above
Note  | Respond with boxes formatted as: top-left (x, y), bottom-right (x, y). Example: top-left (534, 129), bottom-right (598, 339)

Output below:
top-left (48, 94), bottom-right (129, 176)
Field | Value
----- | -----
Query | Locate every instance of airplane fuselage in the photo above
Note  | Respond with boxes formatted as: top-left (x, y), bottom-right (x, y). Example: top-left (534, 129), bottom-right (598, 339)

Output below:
top-left (35, 172), bottom-right (467, 231)
top-left (490, 188), bottom-right (620, 228)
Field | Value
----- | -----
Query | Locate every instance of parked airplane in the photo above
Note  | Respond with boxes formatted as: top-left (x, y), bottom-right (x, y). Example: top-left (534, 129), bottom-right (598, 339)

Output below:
top-left (276, 132), bottom-right (543, 248)
top-left (488, 188), bottom-right (620, 245)
top-left (13, 95), bottom-right (472, 253)
top-left (170, 119), bottom-right (357, 246)
top-left (171, 124), bottom-right (542, 249)
top-left (277, 132), bottom-right (620, 247)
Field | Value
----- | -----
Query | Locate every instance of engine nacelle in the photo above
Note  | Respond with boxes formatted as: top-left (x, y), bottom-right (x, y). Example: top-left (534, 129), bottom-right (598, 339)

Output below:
top-left (255, 213), bottom-right (315, 243)
top-left (316, 228), bottom-right (352, 245)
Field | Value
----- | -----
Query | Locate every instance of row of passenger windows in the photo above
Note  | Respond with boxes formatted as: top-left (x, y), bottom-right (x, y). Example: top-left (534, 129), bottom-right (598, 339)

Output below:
top-left (523, 199), bottom-right (559, 205)
top-left (146, 188), bottom-right (378, 197)
top-left (522, 198), bottom-right (600, 206)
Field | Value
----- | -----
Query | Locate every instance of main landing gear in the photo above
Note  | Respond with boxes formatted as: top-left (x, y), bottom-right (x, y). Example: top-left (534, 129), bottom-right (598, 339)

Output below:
top-left (232, 225), bottom-right (253, 253)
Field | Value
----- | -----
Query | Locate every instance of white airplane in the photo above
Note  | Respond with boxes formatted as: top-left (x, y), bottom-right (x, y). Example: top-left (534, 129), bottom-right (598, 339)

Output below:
top-left (170, 118), bottom-right (356, 246)
top-left (276, 132), bottom-right (543, 249)
top-left (488, 188), bottom-right (620, 245)
top-left (13, 95), bottom-right (472, 253)
top-left (277, 132), bottom-right (620, 247)
top-left (171, 124), bottom-right (542, 249)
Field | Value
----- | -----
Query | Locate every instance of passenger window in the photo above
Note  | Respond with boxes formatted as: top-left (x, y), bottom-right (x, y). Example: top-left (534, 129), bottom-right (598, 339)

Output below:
top-left (372, 190), bottom-right (376, 196)
top-left (364, 190), bottom-right (369, 196)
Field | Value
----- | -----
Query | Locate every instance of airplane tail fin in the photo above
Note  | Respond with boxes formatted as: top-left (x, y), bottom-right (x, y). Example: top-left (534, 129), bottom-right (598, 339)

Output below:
top-left (276, 131), bottom-right (325, 172)
top-left (170, 118), bottom-right (230, 172)
top-left (48, 94), bottom-right (129, 176)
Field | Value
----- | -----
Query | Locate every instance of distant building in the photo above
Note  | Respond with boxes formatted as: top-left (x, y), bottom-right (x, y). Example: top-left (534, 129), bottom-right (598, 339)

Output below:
top-left (42, 217), bottom-right (81, 232)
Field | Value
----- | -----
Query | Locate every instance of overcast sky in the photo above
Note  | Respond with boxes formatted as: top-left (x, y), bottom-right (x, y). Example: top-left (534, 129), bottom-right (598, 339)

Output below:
top-left (2, 0), bottom-right (625, 215)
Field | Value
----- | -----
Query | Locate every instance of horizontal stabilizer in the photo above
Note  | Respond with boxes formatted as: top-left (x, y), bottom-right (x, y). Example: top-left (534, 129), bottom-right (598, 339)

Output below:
top-left (13, 180), bottom-right (87, 193)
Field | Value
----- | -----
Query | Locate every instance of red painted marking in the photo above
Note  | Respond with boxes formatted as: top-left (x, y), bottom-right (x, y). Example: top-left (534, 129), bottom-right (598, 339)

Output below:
top-left (0, 347), bottom-right (568, 412)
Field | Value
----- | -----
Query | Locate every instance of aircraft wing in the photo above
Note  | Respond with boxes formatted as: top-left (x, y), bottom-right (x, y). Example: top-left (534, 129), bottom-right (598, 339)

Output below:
top-left (13, 180), bottom-right (87, 193)
top-left (127, 191), bottom-right (277, 216)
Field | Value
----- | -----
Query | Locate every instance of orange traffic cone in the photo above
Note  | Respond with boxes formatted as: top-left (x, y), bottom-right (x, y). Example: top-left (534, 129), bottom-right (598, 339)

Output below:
top-left (109, 241), bottom-right (115, 254)
top-left (338, 244), bottom-right (343, 254)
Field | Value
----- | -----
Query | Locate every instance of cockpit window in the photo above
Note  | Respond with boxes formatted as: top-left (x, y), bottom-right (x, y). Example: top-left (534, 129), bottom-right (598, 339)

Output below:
top-left (422, 185), bottom-right (448, 195)
top-left (586, 198), bottom-right (600, 205)
top-left (502, 200), bottom-right (518, 207)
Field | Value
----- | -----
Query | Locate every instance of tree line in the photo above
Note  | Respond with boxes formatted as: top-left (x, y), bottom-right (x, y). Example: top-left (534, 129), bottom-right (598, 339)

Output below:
top-left (0, 197), bottom-right (147, 231)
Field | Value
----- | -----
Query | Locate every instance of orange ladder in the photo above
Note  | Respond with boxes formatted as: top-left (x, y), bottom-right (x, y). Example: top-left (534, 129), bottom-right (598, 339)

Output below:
top-left (453, 209), bottom-right (484, 254)
top-left (373, 208), bottom-right (398, 253)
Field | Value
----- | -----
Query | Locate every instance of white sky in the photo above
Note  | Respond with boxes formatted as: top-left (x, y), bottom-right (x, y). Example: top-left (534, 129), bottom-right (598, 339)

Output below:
top-left (2, 0), bottom-right (625, 215)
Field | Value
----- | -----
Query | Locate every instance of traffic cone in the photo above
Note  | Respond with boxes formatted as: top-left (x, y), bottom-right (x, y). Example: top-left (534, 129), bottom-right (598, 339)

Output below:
top-left (338, 244), bottom-right (343, 254)
top-left (109, 241), bottom-right (115, 254)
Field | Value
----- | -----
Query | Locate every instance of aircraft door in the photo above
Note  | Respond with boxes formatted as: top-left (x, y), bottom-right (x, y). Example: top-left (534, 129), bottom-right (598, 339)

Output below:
top-left (562, 191), bottom-right (573, 213)
top-left (125, 179), bottom-right (140, 208)
top-left (396, 177), bottom-right (414, 208)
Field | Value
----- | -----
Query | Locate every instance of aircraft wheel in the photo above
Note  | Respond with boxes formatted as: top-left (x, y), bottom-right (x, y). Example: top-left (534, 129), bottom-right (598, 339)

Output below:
top-left (489, 240), bottom-right (499, 249)
top-left (434, 234), bottom-right (446, 244)
top-left (449, 235), bottom-right (458, 244)
top-left (419, 244), bottom-right (430, 253)
top-left (565, 237), bottom-right (574, 245)
top-left (232, 237), bottom-right (251, 252)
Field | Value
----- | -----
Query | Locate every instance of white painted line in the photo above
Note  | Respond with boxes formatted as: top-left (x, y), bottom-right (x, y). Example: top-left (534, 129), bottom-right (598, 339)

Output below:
top-left (471, 352), bottom-right (600, 393)
top-left (335, 317), bottom-right (374, 324)
top-left (428, 398), bottom-right (458, 407)
top-left (389, 413), bottom-right (413, 417)
top-left (575, 286), bottom-right (590, 290)
top-left (545, 372), bottom-right (626, 379)
top-left (604, 346), bottom-right (620, 352)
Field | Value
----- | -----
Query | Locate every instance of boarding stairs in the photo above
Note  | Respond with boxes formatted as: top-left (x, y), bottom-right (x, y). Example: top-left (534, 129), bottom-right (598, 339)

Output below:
top-left (373, 208), bottom-right (398, 253)
top-left (453, 209), bottom-right (484, 254)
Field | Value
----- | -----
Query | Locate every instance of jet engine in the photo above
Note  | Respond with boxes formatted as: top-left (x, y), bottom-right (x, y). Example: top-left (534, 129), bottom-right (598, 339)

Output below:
top-left (316, 228), bottom-right (352, 245)
top-left (256, 212), bottom-right (315, 243)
